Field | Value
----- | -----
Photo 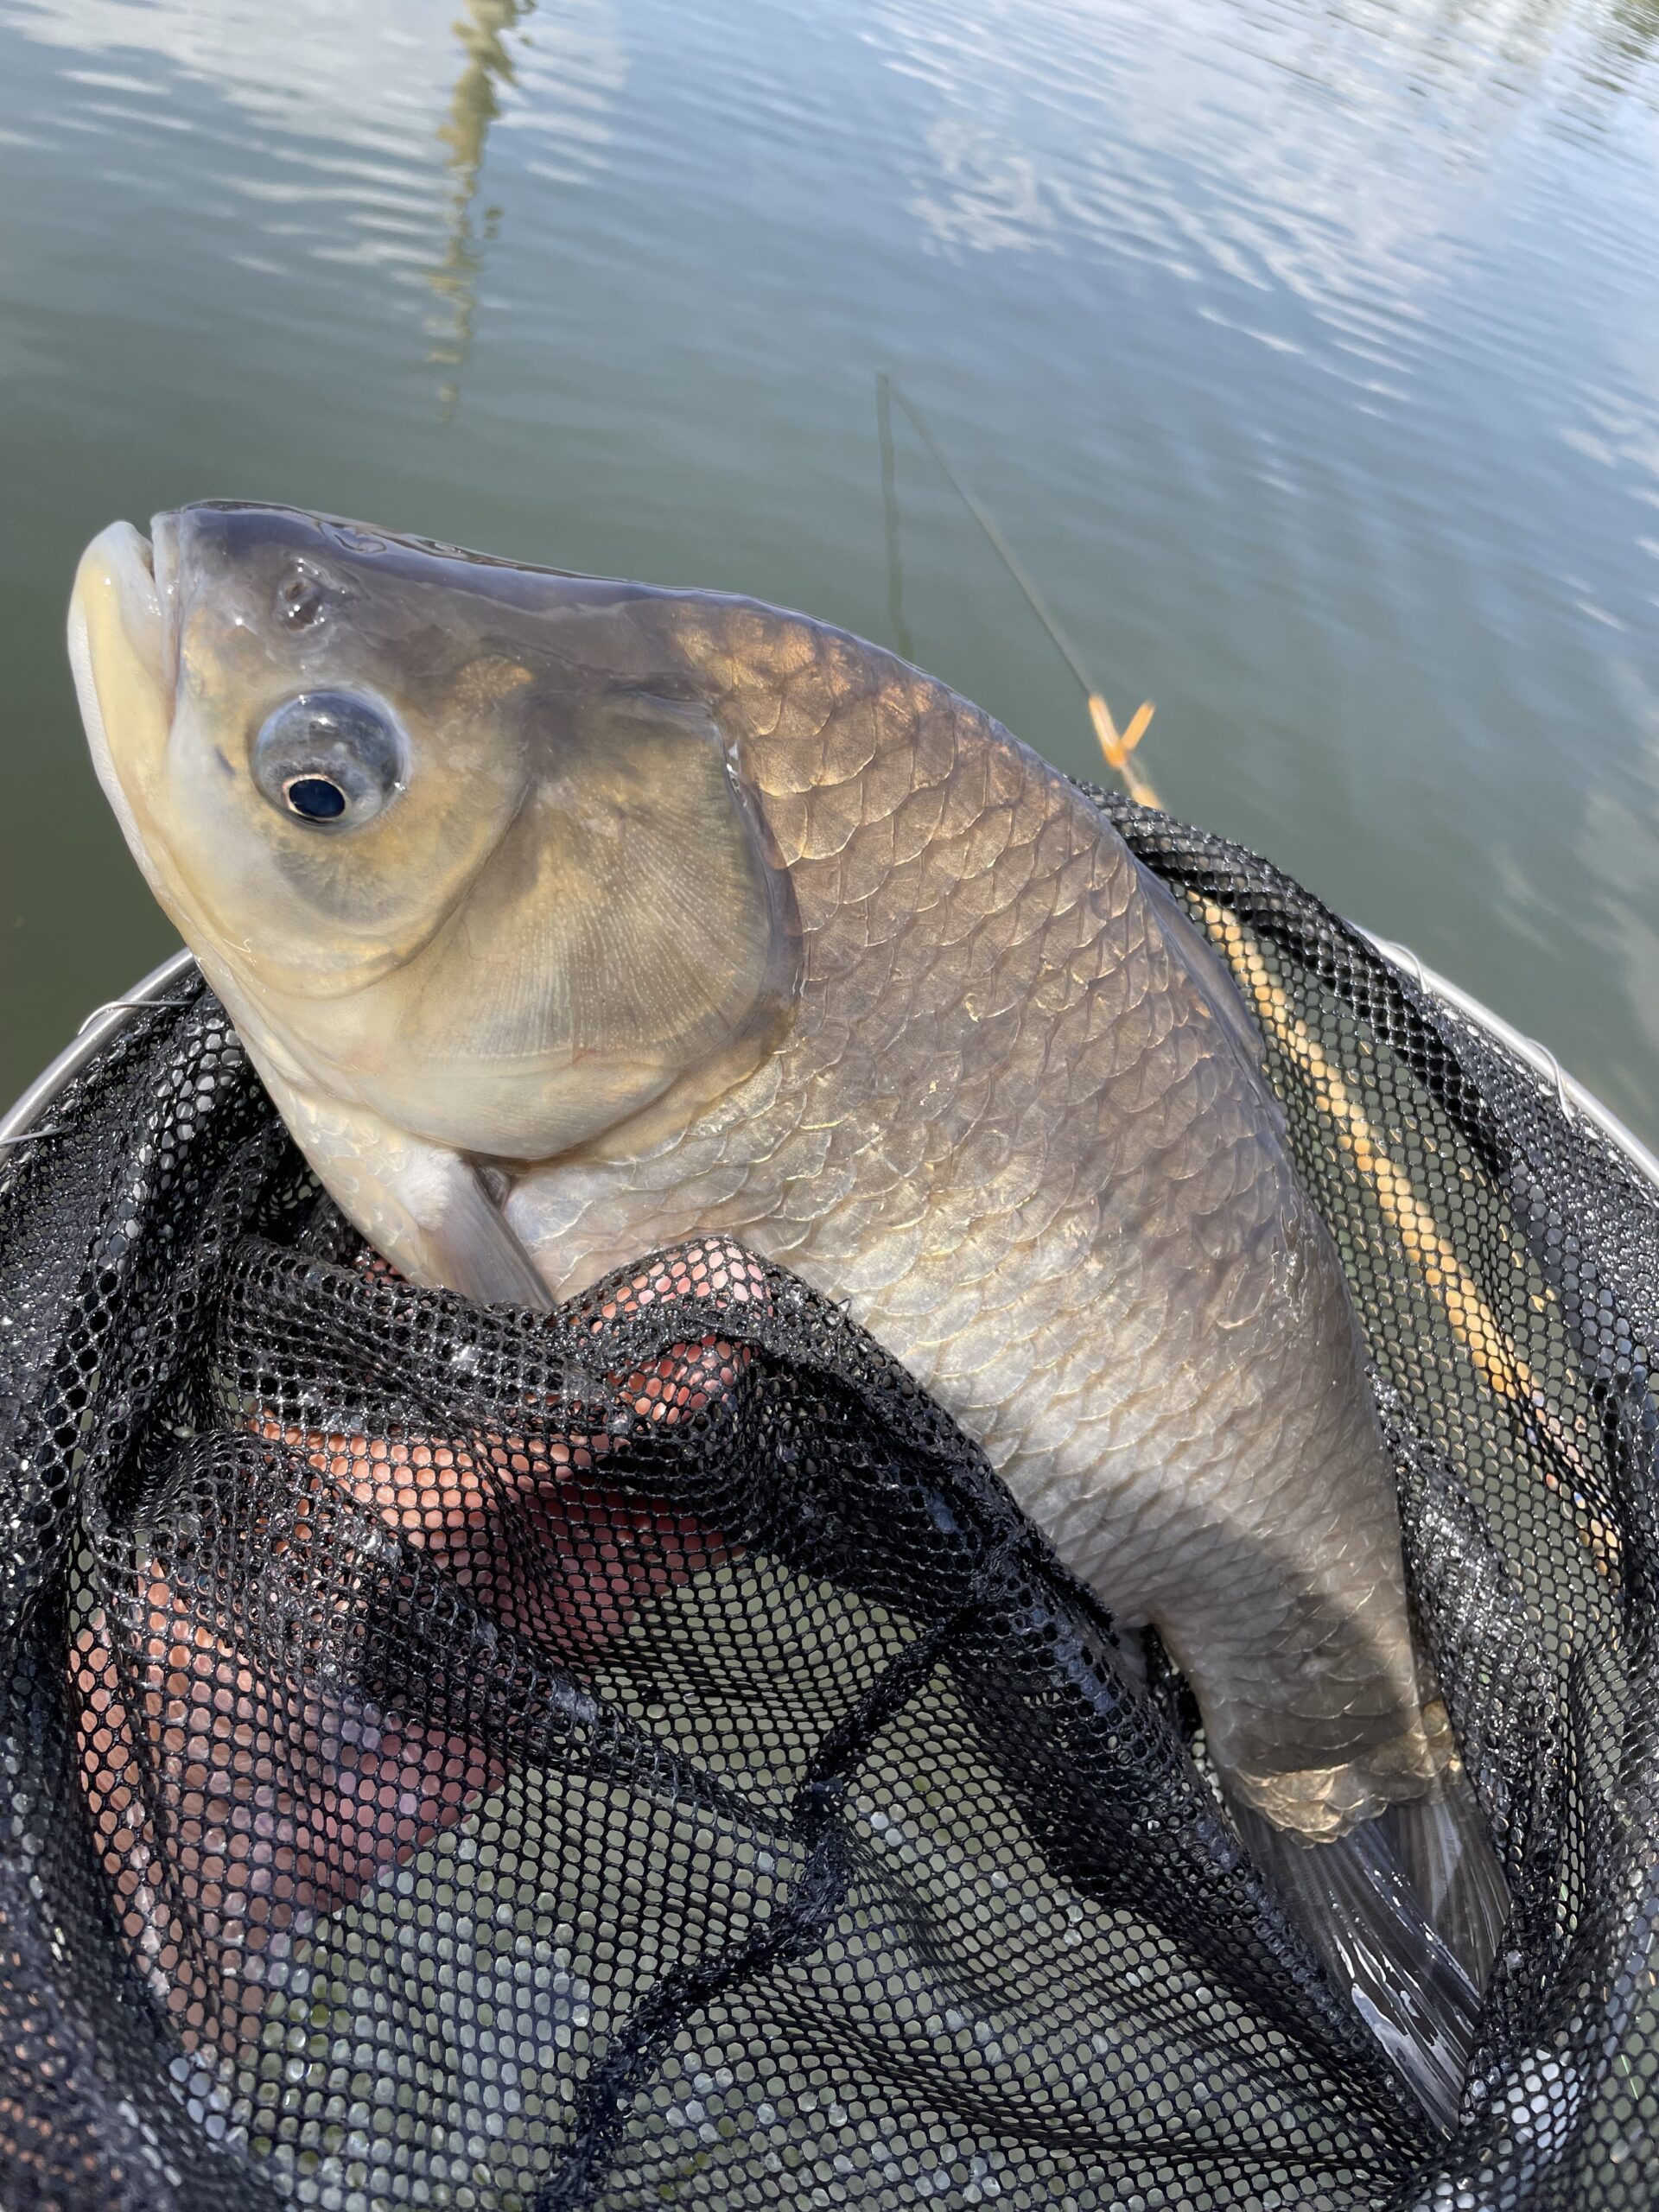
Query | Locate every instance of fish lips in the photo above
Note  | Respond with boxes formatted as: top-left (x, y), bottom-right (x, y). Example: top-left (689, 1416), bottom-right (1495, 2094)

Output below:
top-left (68, 513), bottom-right (183, 817)
top-left (69, 506), bottom-right (182, 739)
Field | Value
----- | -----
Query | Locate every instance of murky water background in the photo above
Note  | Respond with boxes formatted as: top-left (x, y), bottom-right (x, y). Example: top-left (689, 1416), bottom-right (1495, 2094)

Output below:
top-left (3, 0), bottom-right (1657, 1137)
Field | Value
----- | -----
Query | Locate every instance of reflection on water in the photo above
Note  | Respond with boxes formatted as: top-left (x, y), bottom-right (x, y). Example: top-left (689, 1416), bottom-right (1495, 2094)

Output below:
top-left (428, 0), bottom-right (534, 411)
top-left (424, 0), bottom-right (626, 407)
top-left (0, 0), bottom-right (1656, 1147)
top-left (1, 0), bottom-right (622, 304)
top-left (879, 0), bottom-right (1649, 392)
top-left (1592, 0), bottom-right (1659, 86)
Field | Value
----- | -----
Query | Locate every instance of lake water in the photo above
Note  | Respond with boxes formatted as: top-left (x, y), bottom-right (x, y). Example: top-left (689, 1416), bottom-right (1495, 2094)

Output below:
top-left (3, 0), bottom-right (1658, 1139)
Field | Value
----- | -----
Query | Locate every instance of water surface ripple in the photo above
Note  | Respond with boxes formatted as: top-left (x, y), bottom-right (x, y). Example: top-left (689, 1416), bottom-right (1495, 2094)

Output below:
top-left (2, 0), bottom-right (1657, 1136)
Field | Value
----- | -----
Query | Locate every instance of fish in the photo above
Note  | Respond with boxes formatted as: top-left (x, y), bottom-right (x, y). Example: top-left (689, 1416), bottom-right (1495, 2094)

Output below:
top-left (68, 500), bottom-right (1505, 2119)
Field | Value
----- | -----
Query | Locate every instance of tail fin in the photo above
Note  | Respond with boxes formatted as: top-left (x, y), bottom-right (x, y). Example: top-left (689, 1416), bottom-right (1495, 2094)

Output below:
top-left (1230, 1779), bottom-right (1508, 2131)
top-left (1374, 1779), bottom-right (1509, 1988)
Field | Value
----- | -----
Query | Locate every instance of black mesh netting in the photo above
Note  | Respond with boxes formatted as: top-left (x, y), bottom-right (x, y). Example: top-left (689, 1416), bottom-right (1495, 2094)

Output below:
top-left (3, 796), bottom-right (1656, 2212)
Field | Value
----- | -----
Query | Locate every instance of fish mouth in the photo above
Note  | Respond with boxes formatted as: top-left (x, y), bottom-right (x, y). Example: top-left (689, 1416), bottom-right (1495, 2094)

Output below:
top-left (148, 512), bottom-right (182, 697)
top-left (111, 516), bottom-right (180, 707)
top-left (67, 514), bottom-right (184, 810)
top-left (69, 506), bottom-right (181, 725)
top-left (81, 515), bottom-right (181, 702)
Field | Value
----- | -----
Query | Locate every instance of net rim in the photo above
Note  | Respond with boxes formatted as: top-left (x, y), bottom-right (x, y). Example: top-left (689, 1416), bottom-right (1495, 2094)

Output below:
top-left (1355, 927), bottom-right (1659, 1189)
top-left (3, 931), bottom-right (1654, 1197)
top-left (0, 946), bottom-right (195, 1148)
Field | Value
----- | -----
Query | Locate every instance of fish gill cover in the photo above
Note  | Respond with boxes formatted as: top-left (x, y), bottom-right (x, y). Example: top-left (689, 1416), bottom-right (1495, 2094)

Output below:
top-left (0, 795), bottom-right (1655, 2211)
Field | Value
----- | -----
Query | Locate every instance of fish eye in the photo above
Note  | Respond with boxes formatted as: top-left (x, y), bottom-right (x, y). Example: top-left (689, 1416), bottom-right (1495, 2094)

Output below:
top-left (252, 690), bottom-right (405, 830)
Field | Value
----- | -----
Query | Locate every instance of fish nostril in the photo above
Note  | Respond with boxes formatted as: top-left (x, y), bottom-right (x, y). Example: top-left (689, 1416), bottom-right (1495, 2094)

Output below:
top-left (278, 574), bottom-right (326, 631)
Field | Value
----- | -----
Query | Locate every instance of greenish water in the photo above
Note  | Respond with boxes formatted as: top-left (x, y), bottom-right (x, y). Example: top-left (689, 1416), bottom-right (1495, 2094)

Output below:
top-left (3, 0), bottom-right (1658, 1138)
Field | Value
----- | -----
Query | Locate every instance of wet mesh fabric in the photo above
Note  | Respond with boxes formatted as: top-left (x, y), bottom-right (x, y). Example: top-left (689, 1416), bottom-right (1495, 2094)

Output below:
top-left (2, 798), bottom-right (1656, 2210)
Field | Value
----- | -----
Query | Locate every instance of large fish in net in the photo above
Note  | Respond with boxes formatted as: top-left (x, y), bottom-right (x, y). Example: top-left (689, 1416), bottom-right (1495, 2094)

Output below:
top-left (0, 502), bottom-right (1650, 2206)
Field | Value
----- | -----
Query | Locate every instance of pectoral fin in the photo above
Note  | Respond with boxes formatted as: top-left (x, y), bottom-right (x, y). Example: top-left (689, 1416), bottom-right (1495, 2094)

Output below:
top-left (252, 1065), bottom-right (554, 1311)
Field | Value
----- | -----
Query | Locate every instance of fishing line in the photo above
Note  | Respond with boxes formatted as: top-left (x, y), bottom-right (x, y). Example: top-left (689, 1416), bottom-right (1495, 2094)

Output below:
top-left (877, 373), bottom-right (1162, 807)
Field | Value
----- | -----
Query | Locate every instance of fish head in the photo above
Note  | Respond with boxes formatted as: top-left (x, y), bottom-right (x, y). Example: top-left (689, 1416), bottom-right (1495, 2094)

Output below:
top-left (67, 501), bottom-right (801, 1159)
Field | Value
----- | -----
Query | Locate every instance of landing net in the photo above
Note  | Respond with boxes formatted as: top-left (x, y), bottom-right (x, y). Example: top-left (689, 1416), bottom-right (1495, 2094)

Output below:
top-left (2, 798), bottom-right (1654, 2210)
